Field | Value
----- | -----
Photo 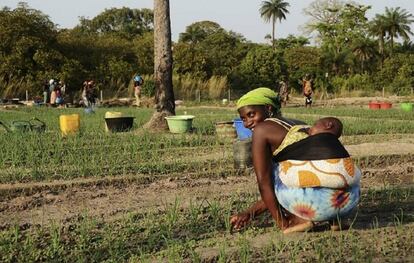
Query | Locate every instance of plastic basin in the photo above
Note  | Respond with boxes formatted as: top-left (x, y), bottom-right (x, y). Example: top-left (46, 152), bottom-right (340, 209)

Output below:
top-left (165, 115), bottom-right (194, 133)
top-left (105, 112), bottom-right (124, 132)
top-left (380, 102), bottom-right (392, 109)
top-left (233, 118), bottom-right (252, 140)
top-left (104, 117), bottom-right (134, 132)
top-left (401, 103), bottom-right (413, 112)
top-left (368, 102), bottom-right (380, 110)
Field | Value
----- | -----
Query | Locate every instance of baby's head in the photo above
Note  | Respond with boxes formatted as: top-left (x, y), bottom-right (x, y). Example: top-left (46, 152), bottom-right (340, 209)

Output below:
top-left (308, 117), bottom-right (343, 138)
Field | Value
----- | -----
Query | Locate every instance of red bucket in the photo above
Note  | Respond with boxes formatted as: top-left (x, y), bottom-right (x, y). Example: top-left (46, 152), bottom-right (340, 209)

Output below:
top-left (380, 102), bottom-right (392, 109)
top-left (369, 102), bottom-right (380, 110)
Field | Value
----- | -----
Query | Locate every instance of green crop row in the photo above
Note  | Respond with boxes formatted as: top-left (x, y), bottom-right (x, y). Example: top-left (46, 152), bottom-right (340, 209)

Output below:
top-left (1, 186), bottom-right (413, 262)
top-left (0, 106), bottom-right (413, 183)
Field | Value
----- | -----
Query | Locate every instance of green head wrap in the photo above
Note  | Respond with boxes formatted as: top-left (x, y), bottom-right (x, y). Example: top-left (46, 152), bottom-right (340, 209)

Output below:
top-left (236, 87), bottom-right (281, 114)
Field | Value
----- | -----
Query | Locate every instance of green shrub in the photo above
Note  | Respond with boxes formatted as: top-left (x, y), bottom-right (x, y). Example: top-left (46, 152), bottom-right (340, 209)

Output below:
top-left (142, 79), bottom-right (155, 97)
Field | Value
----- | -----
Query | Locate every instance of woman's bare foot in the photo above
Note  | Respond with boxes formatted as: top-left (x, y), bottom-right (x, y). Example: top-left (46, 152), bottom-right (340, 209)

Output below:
top-left (330, 219), bottom-right (350, 231)
top-left (283, 215), bottom-right (314, 234)
top-left (283, 221), bottom-right (315, 234)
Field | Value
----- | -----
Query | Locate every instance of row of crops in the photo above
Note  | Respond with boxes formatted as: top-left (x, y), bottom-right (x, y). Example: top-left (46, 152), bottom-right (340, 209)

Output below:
top-left (1, 184), bottom-right (413, 262)
top-left (1, 105), bottom-right (414, 262)
top-left (0, 106), bottom-right (413, 183)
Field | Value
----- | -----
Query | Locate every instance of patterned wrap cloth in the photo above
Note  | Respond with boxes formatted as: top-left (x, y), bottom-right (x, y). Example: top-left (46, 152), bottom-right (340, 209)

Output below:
top-left (267, 118), bottom-right (361, 222)
top-left (273, 164), bottom-right (360, 221)
top-left (274, 125), bottom-right (362, 189)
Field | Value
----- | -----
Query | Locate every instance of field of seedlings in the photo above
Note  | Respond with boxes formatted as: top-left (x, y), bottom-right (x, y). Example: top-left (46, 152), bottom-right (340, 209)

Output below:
top-left (1, 104), bottom-right (414, 262)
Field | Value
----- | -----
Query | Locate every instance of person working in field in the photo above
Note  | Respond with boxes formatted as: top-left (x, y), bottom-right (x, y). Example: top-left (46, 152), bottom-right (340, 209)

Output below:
top-left (277, 78), bottom-right (289, 107)
top-left (133, 74), bottom-right (144, 107)
top-left (302, 75), bottom-right (313, 108)
top-left (230, 87), bottom-right (360, 233)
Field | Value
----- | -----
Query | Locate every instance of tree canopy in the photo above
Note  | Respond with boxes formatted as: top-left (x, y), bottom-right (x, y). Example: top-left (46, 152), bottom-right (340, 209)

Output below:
top-left (76, 7), bottom-right (153, 39)
top-left (0, 1), bottom-right (413, 99)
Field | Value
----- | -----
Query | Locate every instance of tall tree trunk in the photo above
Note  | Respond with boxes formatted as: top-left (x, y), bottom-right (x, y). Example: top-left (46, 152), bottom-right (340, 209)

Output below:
top-left (272, 16), bottom-right (275, 49)
top-left (144, 0), bottom-right (175, 130)
top-left (379, 35), bottom-right (384, 55)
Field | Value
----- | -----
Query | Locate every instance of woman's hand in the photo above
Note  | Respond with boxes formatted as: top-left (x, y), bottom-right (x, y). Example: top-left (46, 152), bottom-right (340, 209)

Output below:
top-left (230, 211), bottom-right (252, 230)
top-left (229, 200), bottom-right (268, 230)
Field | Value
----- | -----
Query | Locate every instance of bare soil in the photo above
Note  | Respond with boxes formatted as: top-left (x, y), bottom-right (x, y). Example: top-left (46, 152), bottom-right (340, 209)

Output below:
top-left (0, 139), bottom-right (413, 230)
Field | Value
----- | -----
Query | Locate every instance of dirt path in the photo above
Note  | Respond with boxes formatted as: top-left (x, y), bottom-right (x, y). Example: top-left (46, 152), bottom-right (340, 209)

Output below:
top-left (0, 174), bottom-right (257, 229)
top-left (0, 140), bottom-right (413, 229)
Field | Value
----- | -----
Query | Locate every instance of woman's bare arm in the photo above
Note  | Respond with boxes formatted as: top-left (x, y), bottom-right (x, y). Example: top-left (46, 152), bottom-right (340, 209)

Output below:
top-left (229, 199), bottom-right (267, 229)
top-left (251, 121), bottom-right (288, 229)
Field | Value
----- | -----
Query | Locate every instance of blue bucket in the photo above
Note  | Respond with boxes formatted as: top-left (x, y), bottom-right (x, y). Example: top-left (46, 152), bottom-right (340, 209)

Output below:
top-left (233, 118), bottom-right (252, 140)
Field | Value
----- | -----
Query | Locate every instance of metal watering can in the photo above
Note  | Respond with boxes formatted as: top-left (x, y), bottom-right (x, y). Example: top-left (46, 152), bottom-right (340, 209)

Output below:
top-left (0, 117), bottom-right (46, 133)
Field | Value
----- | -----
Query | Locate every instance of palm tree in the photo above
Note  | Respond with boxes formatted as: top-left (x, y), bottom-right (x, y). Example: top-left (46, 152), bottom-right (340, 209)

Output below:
top-left (259, 0), bottom-right (290, 49)
top-left (179, 26), bottom-right (205, 44)
top-left (369, 14), bottom-right (387, 56)
top-left (144, 0), bottom-right (175, 129)
top-left (351, 39), bottom-right (378, 73)
top-left (383, 7), bottom-right (414, 51)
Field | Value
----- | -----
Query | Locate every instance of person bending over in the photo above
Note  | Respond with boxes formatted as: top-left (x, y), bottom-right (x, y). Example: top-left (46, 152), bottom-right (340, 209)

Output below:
top-left (230, 87), bottom-right (360, 233)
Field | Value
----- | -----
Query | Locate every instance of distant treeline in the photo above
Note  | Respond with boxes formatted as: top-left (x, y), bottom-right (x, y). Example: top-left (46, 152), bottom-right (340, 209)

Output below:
top-left (0, 2), bottom-right (413, 100)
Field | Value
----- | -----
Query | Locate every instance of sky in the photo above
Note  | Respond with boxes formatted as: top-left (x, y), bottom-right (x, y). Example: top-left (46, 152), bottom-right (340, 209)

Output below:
top-left (1, 0), bottom-right (413, 43)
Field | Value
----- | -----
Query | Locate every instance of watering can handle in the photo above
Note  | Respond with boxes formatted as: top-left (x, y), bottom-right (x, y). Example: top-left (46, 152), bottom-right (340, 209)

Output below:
top-left (0, 121), bottom-right (11, 132)
top-left (30, 117), bottom-right (46, 126)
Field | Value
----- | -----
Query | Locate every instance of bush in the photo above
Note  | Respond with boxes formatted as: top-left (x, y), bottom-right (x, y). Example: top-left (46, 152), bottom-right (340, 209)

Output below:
top-left (142, 79), bottom-right (155, 97)
top-left (330, 74), bottom-right (375, 95)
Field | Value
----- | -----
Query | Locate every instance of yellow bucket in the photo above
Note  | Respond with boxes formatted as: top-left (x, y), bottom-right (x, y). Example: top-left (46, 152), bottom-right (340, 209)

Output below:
top-left (59, 114), bottom-right (80, 136)
top-left (104, 111), bottom-right (123, 132)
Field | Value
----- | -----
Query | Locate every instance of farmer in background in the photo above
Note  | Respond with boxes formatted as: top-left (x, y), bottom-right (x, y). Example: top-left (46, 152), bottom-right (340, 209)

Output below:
top-left (49, 79), bottom-right (57, 106)
top-left (133, 74), bottom-right (144, 107)
top-left (43, 80), bottom-right (49, 104)
top-left (302, 75), bottom-right (313, 107)
top-left (81, 81), bottom-right (89, 107)
top-left (230, 87), bottom-right (360, 233)
top-left (55, 81), bottom-right (64, 106)
top-left (87, 80), bottom-right (97, 106)
top-left (278, 78), bottom-right (289, 107)
top-left (60, 80), bottom-right (66, 97)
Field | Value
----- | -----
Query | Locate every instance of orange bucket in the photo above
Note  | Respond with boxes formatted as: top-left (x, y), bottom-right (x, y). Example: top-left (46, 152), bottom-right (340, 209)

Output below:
top-left (368, 101), bottom-right (380, 110)
top-left (380, 102), bottom-right (392, 109)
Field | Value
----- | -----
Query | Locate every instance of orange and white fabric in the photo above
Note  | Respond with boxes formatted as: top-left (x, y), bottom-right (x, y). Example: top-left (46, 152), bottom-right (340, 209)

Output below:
top-left (278, 157), bottom-right (361, 189)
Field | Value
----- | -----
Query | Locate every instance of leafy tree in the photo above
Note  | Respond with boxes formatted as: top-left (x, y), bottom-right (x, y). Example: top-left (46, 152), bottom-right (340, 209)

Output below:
top-left (178, 21), bottom-right (222, 44)
top-left (377, 54), bottom-right (414, 94)
top-left (199, 31), bottom-right (246, 77)
top-left (76, 7), bottom-right (153, 39)
top-left (302, 0), bottom-right (344, 36)
top-left (283, 46), bottom-right (322, 91)
top-left (145, 0), bottom-right (175, 129)
top-left (310, 3), bottom-right (372, 75)
top-left (238, 45), bottom-right (284, 89)
top-left (383, 7), bottom-right (414, 51)
top-left (395, 40), bottom-right (414, 54)
top-left (274, 35), bottom-right (310, 50)
top-left (132, 32), bottom-right (154, 74)
top-left (174, 23), bottom-right (248, 80)
top-left (393, 61), bottom-right (414, 94)
top-left (369, 14), bottom-right (387, 56)
top-left (173, 42), bottom-right (208, 79)
top-left (0, 3), bottom-right (59, 81)
top-left (56, 28), bottom-right (143, 100)
top-left (259, 0), bottom-right (290, 49)
top-left (350, 38), bottom-right (378, 73)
